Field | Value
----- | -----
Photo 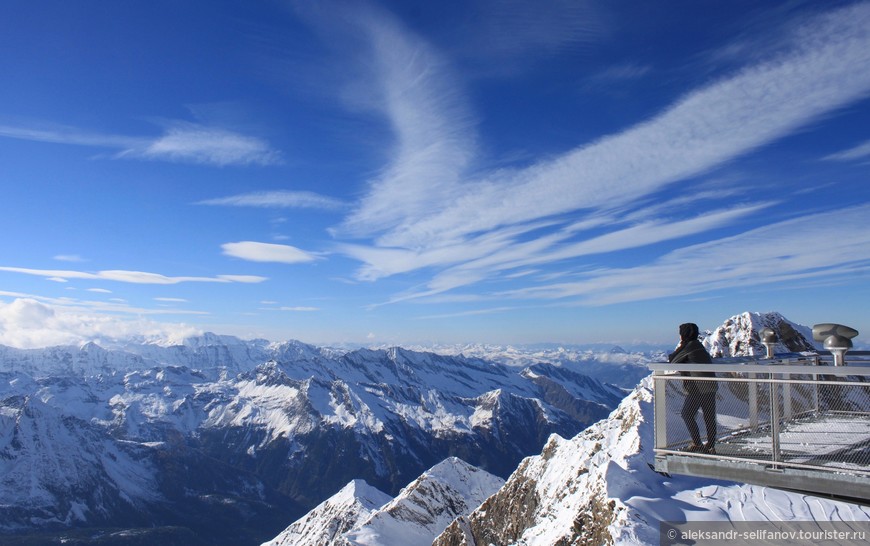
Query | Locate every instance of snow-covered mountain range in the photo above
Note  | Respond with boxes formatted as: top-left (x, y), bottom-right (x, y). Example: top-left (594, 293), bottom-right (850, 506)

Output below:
top-left (4, 310), bottom-right (862, 545)
top-left (0, 333), bottom-right (626, 545)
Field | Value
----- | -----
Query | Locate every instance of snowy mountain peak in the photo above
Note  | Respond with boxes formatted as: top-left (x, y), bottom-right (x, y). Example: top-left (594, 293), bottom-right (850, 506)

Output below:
top-left (78, 340), bottom-right (106, 353)
top-left (401, 457), bottom-right (505, 514)
top-left (262, 479), bottom-right (392, 546)
top-left (243, 359), bottom-right (296, 386)
top-left (264, 457), bottom-right (504, 546)
top-left (424, 456), bottom-right (486, 479)
top-left (180, 332), bottom-right (241, 348)
top-left (344, 457), bottom-right (504, 546)
top-left (704, 311), bottom-right (817, 358)
top-left (338, 479), bottom-right (392, 508)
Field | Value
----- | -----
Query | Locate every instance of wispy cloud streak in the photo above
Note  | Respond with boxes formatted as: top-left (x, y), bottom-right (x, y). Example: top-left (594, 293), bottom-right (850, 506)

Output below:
top-left (498, 204), bottom-right (870, 305)
top-left (824, 139), bottom-right (870, 162)
top-left (221, 241), bottom-right (319, 264)
top-left (0, 124), bottom-right (142, 149)
top-left (373, 2), bottom-right (870, 247)
top-left (53, 254), bottom-right (87, 263)
top-left (376, 204), bottom-right (773, 303)
top-left (331, 5), bottom-right (477, 243)
top-left (116, 122), bottom-right (282, 166)
top-left (332, 2), bottom-right (870, 305)
top-left (198, 190), bottom-right (346, 210)
top-left (0, 121), bottom-right (281, 167)
top-left (0, 267), bottom-right (267, 285)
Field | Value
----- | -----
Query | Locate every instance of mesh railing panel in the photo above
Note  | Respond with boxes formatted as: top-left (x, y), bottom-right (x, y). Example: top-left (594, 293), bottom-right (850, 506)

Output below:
top-left (655, 371), bottom-right (870, 474)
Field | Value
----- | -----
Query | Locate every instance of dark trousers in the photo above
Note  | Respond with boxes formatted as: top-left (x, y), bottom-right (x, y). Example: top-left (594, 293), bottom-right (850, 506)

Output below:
top-left (681, 391), bottom-right (717, 447)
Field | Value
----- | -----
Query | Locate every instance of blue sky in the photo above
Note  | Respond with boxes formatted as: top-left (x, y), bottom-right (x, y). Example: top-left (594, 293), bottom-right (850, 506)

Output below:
top-left (1, 0), bottom-right (870, 348)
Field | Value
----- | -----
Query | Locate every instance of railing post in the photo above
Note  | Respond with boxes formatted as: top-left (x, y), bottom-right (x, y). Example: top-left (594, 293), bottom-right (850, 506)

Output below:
top-left (770, 380), bottom-right (781, 469)
top-left (812, 357), bottom-right (820, 417)
top-left (654, 373), bottom-right (668, 450)
top-left (782, 373), bottom-right (793, 422)
top-left (748, 372), bottom-right (759, 433)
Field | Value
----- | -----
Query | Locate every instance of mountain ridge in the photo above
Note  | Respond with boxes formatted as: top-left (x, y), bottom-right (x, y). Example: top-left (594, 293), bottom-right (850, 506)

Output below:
top-left (0, 336), bottom-right (625, 545)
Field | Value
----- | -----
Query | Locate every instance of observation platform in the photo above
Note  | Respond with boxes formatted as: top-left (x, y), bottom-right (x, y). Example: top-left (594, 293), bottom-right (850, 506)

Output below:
top-left (650, 352), bottom-right (870, 503)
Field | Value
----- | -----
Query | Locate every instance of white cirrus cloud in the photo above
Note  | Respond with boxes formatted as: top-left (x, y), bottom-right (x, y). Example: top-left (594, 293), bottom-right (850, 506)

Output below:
top-left (0, 120), bottom-right (281, 167)
top-left (215, 274), bottom-right (270, 283)
top-left (0, 123), bottom-right (141, 149)
top-left (221, 241), bottom-right (319, 264)
top-left (824, 139), bottom-right (870, 162)
top-left (328, 5), bottom-right (477, 242)
top-left (496, 204), bottom-right (870, 306)
top-left (197, 190), bottom-right (347, 210)
top-left (54, 254), bottom-right (87, 262)
top-left (0, 266), bottom-right (267, 285)
top-left (361, 2), bottom-right (870, 249)
top-left (117, 122), bottom-right (282, 166)
top-left (327, 2), bottom-right (870, 307)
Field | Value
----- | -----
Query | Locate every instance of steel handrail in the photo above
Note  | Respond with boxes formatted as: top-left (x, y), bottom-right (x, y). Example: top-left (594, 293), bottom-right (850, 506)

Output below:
top-left (652, 362), bottom-right (870, 478)
top-left (649, 363), bottom-right (870, 376)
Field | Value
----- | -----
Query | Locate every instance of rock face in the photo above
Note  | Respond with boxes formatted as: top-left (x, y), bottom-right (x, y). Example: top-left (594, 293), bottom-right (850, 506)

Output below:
top-left (433, 381), bottom-right (652, 546)
top-left (365, 399), bottom-right (654, 546)
top-left (704, 311), bottom-right (817, 358)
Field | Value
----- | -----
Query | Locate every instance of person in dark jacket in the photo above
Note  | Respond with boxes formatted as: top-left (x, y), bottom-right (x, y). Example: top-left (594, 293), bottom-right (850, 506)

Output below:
top-left (669, 322), bottom-right (717, 454)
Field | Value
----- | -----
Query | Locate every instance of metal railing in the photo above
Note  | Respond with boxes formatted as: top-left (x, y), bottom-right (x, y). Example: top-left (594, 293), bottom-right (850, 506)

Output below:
top-left (650, 353), bottom-right (870, 477)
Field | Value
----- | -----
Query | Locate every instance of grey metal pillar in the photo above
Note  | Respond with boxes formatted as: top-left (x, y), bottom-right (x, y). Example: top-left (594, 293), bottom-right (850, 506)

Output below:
top-left (770, 381), bottom-right (781, 469)
top-left (748, 373), bottom-right (759, 433)
top-left (654, 373), bottom-right (668, 450)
